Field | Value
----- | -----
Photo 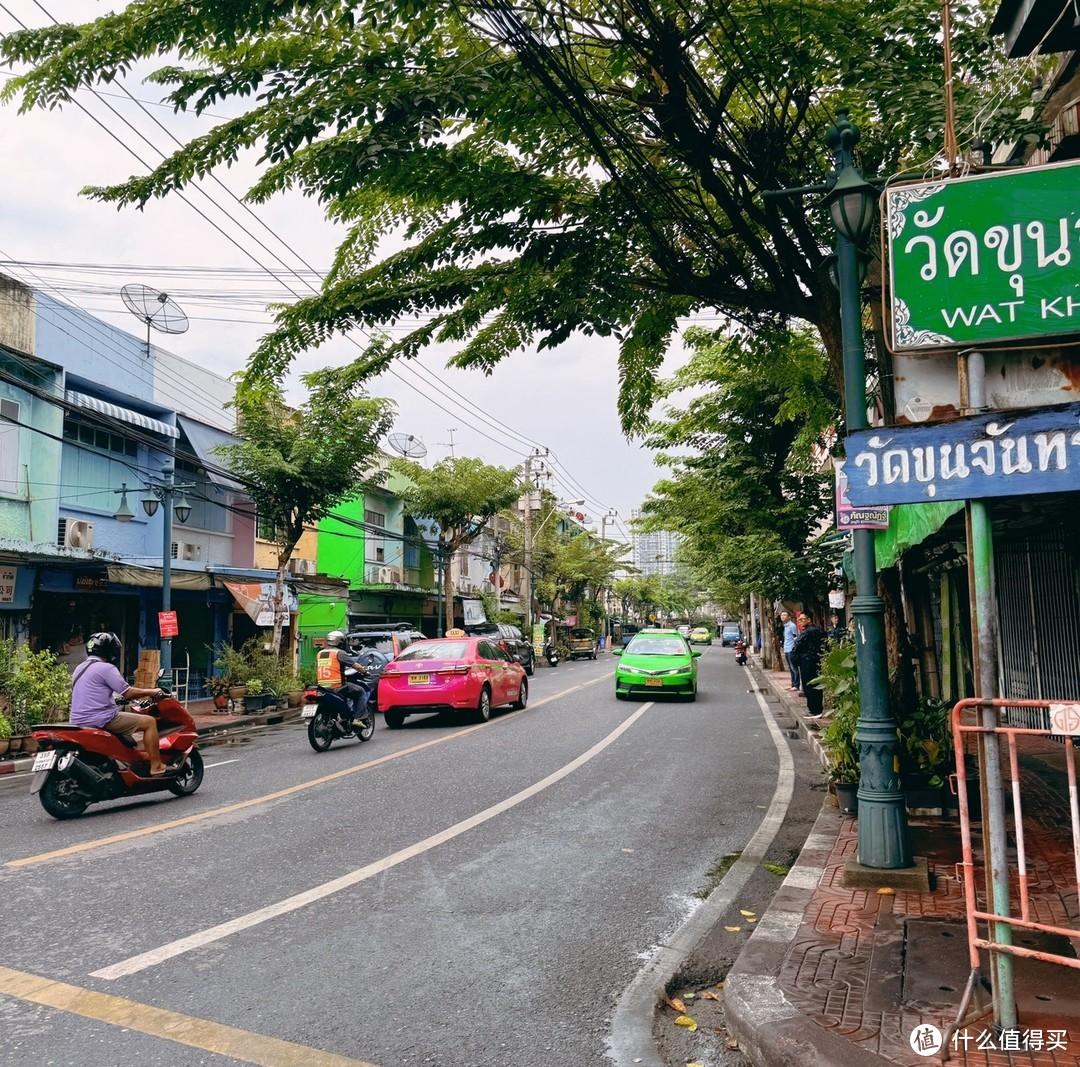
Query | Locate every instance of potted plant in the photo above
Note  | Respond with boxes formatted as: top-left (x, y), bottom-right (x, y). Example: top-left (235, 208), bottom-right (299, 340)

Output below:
top-left (899, 698), bottom-right (953, 812)
top-left (7, 646), bottom-right (71, 754)
top-left (0, 713), bottom-right (12, 756)
top-left (242, 678), bottom-right (269, 712)
top-left (814, 640), bottom-right (861, 815)
top-left (205, 675), bottom-right (232, 710)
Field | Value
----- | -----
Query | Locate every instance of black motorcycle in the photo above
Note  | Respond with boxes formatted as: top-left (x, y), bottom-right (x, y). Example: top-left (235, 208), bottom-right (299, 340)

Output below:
top-left (303, 653), bottom-right (386, 751)
top-left (544, 643), bottom-right (560, 667)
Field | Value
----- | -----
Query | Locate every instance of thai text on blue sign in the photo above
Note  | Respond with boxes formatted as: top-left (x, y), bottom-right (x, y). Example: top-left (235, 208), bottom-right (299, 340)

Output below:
top-left (885, 161), bottom-right (1080, 350)
top-left (843, 402), bottom-right (1080, 505)
top-left (835, 462), bottom-right (890, 529)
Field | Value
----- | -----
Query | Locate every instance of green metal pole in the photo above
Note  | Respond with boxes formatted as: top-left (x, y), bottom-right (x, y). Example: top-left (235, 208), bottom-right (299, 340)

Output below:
top-left (829, 115), bottom-right (912, 869)
top-left (160, 465), bottom-right (174, 691)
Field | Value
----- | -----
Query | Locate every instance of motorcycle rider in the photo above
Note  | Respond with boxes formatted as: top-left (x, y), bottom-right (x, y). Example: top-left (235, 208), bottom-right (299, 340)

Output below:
top-left (70, 632), bottom-right (168, 776)
top-left (315, 630), bottom-right (371, 729)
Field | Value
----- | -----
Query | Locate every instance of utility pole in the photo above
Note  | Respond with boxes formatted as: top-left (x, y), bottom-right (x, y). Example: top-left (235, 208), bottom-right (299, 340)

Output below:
top-left (439, 428), bottom-right (458, 459)
top-left (521, 448), bottom-right (548, 648)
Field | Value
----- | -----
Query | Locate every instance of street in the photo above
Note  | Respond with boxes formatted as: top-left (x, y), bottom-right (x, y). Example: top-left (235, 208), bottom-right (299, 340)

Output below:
top-left (0, 648), bottom-right (817, 1067)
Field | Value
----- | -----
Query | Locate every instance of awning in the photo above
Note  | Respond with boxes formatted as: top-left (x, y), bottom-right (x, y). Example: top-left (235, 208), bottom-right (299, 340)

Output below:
top-left (873, 501), bottom-right (966, 572)
top-left (107, 563), bottom-right (213, 590)
top-left (176, 415), bottom-right (245, 491)
top-left (65, 390), bottom-right (179, 439)
top-left (224, 580), bottom-right (298, 626)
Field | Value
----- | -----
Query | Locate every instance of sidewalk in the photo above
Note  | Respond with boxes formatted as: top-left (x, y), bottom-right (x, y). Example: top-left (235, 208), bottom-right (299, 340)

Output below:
top-left (0, 698), bottom-right (303, 779)
top-left (724, 658), bottom-right (1080, 1067)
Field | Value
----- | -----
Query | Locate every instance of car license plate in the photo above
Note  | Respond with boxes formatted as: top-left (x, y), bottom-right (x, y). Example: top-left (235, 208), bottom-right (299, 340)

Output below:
top-left (408, 674), bottom-right (430, 685)
top-left (301, 706), bottom-right (317, 719)
top-left (32, 750), bottom-right (57, 772)
top-left (644, 677), bottom-right (663, 687)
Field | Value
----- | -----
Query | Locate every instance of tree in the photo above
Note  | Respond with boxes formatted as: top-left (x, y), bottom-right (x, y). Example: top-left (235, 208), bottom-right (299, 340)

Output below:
top-left (216, 370), bottom-right (394, 655)
top-left (637, 323), bottom-right (836, 649)
top-left (0, 2), bottom-right (1030, 430)
top-left (393, 456), bottom-right (522, 632)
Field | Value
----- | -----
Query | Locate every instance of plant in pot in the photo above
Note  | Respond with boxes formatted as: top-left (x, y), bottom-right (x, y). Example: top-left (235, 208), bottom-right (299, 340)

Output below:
top-left (205, 675), bottom-right (232, 710)
top-left (7, 646), bottom-right (72, 754)
top-left (0, 713), bottom-right (12, 756)
top-left (814, 640), bottom-right (861, 815)
top-left (898, 697), bottom-right (953, 812)
top-left (242, 678), bottom-right (269, 713)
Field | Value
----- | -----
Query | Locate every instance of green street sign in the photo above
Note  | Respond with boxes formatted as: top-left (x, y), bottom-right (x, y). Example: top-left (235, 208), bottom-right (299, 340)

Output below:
top-left (885, 160), bottom-right (1080, 351)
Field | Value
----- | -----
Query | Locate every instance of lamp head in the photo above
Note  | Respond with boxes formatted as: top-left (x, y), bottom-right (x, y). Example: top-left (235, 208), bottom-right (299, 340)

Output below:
top-left (142, 494), bottom-right (160, 518)
top-left (114, 484), bottom-right (135, 523)
top-left (825, 164), bottom-right (878, 245)
top-left (174, 491), bottom-right (192, 525)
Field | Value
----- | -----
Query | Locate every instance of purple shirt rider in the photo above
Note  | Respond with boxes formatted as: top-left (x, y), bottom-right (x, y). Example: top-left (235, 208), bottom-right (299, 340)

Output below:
top-left (70, 657), bottom-right (129, 728)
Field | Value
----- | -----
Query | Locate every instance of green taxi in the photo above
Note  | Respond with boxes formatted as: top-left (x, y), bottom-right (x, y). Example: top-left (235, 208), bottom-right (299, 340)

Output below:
top-left (612, 629), bottom-right (701, 701)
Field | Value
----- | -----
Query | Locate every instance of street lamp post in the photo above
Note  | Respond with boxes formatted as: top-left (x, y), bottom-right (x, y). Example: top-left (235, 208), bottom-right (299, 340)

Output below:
top-left (522, 496), bottom-right (583, 649)
top-left (824, 111), bottom-right (912, 870)
top-left (115, 464), bottom-right (193, 690)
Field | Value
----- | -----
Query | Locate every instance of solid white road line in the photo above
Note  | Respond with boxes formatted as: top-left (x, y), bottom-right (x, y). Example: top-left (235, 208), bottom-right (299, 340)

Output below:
top-left (606, 680), bottom-right (795, 1066)
top-left (92, 699), bottom-right (654, 980)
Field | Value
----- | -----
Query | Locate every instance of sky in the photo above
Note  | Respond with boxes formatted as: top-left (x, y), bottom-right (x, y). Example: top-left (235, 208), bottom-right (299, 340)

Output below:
top-left (0, 1), bottom-right (691, 547)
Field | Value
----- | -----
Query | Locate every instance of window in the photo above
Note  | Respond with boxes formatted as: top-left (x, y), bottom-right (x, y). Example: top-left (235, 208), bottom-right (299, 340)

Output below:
top-left (174, 458), bottom-right (228, 533)
top-left (375, 546), bottom-right (385, 562)
top-left (60, 417), bottom-right (140, 512)
top-left (257, 510), bottom-right (278, 541)
top-left (367, 509), bottom-right (386, 529)
top-left (0, 398), bottom-right (19, 496)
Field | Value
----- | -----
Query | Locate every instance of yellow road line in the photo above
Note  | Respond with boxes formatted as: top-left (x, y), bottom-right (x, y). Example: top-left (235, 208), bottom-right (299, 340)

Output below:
top-left (6, 675), bottom-right (606, 870)
top-left (0, 965), bottom-right (377, 1067)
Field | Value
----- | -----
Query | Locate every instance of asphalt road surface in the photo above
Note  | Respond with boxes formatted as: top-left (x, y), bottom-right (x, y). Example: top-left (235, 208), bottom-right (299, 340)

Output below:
top-left (0, 646), bottom-right (822, 1067)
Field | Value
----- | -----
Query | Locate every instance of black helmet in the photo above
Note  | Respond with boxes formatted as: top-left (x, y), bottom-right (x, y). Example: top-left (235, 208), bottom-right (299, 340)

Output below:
top-left (86, 632), bottom-right (122, 664)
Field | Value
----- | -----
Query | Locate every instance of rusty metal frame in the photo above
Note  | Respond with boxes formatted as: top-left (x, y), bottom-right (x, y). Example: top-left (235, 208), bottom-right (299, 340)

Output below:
top-left (943, 697), bottom-right (1080, 1060)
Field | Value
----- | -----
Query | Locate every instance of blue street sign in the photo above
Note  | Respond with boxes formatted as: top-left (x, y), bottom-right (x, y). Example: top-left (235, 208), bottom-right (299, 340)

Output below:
top-left (844, 402), bottom-right (1080, 505)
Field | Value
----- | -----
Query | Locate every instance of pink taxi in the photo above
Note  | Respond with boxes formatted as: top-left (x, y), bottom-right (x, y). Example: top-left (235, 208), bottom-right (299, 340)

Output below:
top-left (377, 633), bottom-right (528, 729)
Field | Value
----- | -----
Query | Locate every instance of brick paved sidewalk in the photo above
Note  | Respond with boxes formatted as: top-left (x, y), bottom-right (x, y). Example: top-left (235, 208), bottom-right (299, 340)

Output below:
top-left (726, 660), bottom-right (1080, 1067)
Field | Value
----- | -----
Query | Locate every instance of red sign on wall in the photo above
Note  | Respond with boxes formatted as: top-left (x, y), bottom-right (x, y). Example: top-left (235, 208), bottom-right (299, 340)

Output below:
top-left (158, 611), bottom-right (179, 638)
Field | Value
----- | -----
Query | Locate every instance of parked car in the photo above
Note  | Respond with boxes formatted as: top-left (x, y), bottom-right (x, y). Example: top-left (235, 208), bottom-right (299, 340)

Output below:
top-left (619, 624), bottom-right (642, 648)
top-left (720, 623), bottom-right (743, 646)
top-left (612, 629), bottom-right (701, 701)
top-left (377, 634), bottom-right (528, 728)
top-left (465, 622), bottom-right (535, 675)
top-left (567, 627), bottom-right (597, 660)
top-left (689, 626), bottom-right (712, 645)
top-left (344, 623), bottom-right (427, 708)
top-left (677, 624), bottom-right (691, 638)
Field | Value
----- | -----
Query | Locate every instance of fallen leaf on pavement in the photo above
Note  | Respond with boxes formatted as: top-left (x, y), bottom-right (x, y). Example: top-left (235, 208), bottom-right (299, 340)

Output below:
top-left (724, 925), bottom-right (741, 932)
top-left (687, 1062), bottom-right (704, 1067)
top-left (747, 917), bottom-right (758, 923)
top-left (726, 1038), bottom-right (740, 1049)
top-left (699, 991), bottom-right (721, 1001)
top-left (666, 995), bottom-right (686, 1013)
top-left (674, 1016), bottom-right (698, 1032)
top-left (877, 887), bottom-right (896, 895)
top-left (739, 909), bottom-right (756, 917)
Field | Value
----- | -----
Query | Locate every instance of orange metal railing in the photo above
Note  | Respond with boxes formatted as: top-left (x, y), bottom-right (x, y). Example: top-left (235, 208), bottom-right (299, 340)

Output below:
top-left (944, 697), bottom-right (1080, 1057)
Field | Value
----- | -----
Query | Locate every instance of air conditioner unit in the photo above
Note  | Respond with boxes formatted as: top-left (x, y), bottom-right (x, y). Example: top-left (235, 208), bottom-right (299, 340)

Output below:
top-left (288, 558), bottom-right (316, 577)
top-left (175, 541), bottom-right (203, 562)
top-left (377, 566), bottom-right (398, 584)
top-left (64, 519), bottom-right (95, 550)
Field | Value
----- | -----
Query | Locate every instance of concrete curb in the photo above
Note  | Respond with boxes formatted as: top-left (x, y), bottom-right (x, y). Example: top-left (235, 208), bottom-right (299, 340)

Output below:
top-left (724, 659), bottom-right (889, 1067)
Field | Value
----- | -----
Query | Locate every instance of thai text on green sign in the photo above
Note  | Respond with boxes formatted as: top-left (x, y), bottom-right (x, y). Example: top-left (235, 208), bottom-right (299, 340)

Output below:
top-left (885, 160), bottom-right (1080, 351)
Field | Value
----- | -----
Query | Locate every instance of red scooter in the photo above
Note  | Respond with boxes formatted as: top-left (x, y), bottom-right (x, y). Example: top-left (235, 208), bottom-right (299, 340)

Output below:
top-left (733, 639), bottom-right (749, 666)
top-left (29, 695), bottom-right (204, 819)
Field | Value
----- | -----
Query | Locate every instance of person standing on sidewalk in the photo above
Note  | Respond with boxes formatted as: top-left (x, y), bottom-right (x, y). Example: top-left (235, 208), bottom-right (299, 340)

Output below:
top-left (780, 610), bottom-right (800, 690)
top-left (791, 612), bottom-right (826, 717)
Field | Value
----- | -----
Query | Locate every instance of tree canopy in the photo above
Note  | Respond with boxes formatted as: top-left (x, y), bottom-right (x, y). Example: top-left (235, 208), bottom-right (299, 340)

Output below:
top-left (216, 368), bottom-right (394, 652)
top-left (637, 322), bottom-right (836, 611)
top-left (0, 0), bottom-right (1028, 431)
top-left (393, 455), bottom-right (522, 631)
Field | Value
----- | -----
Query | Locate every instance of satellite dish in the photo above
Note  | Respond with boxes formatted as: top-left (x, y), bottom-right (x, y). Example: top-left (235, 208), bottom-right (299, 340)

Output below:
top-left (121, 284), bottom-right (189, 357)
top-left (387, 432), bottom-right (428, 459)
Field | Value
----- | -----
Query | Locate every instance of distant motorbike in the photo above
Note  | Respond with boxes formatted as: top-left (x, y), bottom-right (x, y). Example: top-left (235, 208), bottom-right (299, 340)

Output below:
top-left (544, 643), bottom-right (560, 667)
top-left (304, 652), bottom-right (386, 751)
top-left (733, 640), bottom-right (748, 666)
top-left (30, 694), bottom-right (203, 819)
